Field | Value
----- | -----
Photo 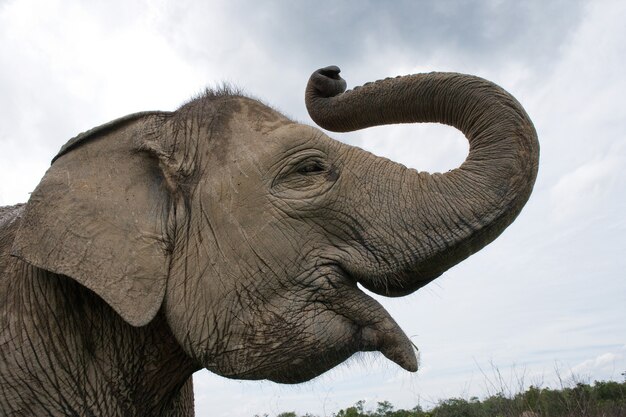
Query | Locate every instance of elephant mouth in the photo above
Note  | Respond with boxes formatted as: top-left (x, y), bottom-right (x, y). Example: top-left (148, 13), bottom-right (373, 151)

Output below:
top-left (338, 263), bottom-right (419, 369)
top-left (264, 324), bottom-right (417, 385)
top-left (265, 265), bottom-right (419, 383)
top-left (209, 265), bottom-right (418, 385)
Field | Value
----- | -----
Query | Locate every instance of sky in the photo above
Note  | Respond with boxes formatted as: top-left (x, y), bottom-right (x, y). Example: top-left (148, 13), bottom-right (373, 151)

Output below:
top-left (1, 0), bottom-right (625, 416)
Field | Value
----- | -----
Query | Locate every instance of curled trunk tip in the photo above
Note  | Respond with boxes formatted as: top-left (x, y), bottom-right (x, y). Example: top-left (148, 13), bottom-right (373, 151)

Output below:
top-left (307, 66), bottom-right (347, 97)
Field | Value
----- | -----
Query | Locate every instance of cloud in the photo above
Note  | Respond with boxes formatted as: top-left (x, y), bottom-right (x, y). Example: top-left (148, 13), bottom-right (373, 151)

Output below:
top-left (569, 347), bottom-right (626, 381)
top-left (550, 155), bottom-right (624, 222)
top-left (168, 0), bottom-right (585, 68)
top-left (0, 0), bottom-right (209, 204)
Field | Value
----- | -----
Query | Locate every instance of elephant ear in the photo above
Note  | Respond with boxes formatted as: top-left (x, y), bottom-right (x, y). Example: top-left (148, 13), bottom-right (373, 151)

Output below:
top-left (12, 112), bottom-right (174, 327)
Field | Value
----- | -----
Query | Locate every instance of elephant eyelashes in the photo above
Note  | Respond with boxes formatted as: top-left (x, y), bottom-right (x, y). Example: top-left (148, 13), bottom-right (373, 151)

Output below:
top-left (271, 152), bottom-right (338, 198)
top-left (273, 152), bottom-right (328, 181)
top-left (296, 160), bottom-right (326, 175)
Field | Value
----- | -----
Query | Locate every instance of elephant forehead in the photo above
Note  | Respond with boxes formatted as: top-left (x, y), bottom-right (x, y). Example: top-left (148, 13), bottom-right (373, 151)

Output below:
top-left (203, 100), bottom-right (283, 163)
top-left (215, 116), bottom-right (328, 167)
top-left (236, 98), bottom-right (291, 134)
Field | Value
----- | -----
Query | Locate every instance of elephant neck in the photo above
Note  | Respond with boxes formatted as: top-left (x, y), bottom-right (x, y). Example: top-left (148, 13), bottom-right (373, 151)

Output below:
top-left (0, 260), bottom-right (198, 416)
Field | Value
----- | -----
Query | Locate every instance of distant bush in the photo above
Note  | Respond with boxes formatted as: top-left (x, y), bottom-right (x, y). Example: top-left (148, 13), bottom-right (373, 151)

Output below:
top-left (265, 378), bottom-right (626, 417)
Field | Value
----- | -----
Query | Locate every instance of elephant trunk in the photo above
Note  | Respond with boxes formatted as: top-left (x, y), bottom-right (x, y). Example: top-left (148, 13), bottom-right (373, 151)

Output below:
top-left (305, 66), bottom-right (539, 296)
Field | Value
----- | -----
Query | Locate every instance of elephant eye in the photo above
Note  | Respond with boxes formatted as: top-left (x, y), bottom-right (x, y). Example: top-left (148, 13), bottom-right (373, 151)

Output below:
top-left (271, 152), bottom-right (337, 198)
top-left (271, 151), bottom-right (336, 195)
top-left (296, 160), bottom-right (326, 175)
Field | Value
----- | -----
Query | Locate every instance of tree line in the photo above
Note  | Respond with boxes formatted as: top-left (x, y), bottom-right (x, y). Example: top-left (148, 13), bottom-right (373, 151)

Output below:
top-left (259, 378), bottom-right (626, 417)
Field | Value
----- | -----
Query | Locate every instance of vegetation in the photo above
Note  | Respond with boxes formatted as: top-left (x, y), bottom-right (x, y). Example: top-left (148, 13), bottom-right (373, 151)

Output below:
top-left (260, 378), bottom-right (626, 417)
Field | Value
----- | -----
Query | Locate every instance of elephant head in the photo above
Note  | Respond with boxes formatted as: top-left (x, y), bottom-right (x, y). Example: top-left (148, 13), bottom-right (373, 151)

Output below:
top-left (11, 67), bottom-right (538, 384)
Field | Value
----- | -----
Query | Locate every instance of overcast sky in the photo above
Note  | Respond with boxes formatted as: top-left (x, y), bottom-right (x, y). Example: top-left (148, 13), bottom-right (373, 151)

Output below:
top-left (1, 1), bottom-right (625, 416)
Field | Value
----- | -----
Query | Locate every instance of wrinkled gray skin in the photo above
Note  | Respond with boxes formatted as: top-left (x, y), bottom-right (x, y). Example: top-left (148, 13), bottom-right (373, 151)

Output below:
top-left (0, 67), bottom-right (538, 416)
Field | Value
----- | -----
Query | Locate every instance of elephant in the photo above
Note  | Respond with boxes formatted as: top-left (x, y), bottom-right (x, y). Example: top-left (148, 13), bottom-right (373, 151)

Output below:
top-left (0, 66), bottom-right (538, 416)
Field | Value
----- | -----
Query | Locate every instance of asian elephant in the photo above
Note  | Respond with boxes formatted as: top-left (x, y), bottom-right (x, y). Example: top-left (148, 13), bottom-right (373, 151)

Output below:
top-left (0, 66), bottom-right (538, 416)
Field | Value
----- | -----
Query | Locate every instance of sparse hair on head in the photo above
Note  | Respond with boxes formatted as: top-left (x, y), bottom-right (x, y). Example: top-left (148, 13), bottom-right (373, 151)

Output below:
top-left (177, 83), bottom-right (245, 112)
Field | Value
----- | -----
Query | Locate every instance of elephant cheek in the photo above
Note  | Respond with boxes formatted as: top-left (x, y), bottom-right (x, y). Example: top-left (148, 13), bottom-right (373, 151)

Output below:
top-left (162, 275), bottom-right (221, 366)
